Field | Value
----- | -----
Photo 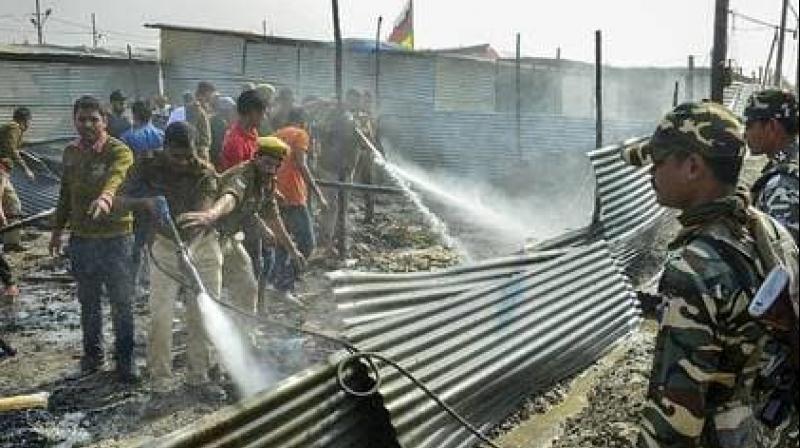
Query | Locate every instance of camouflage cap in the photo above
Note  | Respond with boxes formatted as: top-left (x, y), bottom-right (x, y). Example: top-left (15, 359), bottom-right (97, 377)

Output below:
top-left (622, 101), bottom-right (745, 167)
top-left (743, 88), bottom-right (798, 124)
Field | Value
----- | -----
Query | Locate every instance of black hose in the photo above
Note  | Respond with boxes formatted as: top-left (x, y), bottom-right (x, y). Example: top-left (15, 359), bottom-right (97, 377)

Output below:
top-left (148, 237), bottom-right (503, 447)
top-left (336, 352), bottom-right (503, 448)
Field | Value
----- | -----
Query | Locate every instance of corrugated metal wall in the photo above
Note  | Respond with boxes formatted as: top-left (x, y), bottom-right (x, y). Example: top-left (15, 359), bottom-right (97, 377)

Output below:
top-left (340, 241), bottom-right (639, 448)
top-left (154, 240), bottom-right (638, 448)
top-left (151, 135), bottom-right (676, 448)
top-left (434, 57), bottom-right (495, 112)
top-left (0, 58), bottom-right (158, 141)
top-left (379, 111), bottom-right (653, 189)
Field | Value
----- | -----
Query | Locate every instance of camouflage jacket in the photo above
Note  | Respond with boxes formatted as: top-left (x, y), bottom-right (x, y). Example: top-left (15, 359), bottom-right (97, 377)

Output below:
top-left (638, 197), bottom-right (771, 448)
top-left (751, 140), bottom-right (799, 245)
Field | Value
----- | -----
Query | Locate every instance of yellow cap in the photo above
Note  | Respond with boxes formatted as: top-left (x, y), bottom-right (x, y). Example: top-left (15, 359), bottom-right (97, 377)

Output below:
top-left (257, 136), bottom-right (289, 159)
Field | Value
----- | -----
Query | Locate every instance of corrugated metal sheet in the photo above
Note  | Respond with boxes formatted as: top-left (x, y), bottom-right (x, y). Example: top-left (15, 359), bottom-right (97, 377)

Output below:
top-left (151, 360), bottom-right (395, 448)
top-left (588, 137), bottom-right (666, 243)
top-left (340, 241), bottom-right (639, 448)
top-left (0, 59), bottom-right (158, 141)
top-left (435, 57), bottom-right (495, 112)
top-left (724, 82), bottom-right (759, 118)
top-left (11, 168), bottom-right (60, 216)
top-left (160, 29), bottom-right (247, 99)
top-left (380, 112), bottom-right (653, 188)
top-left (152, 240), bottom-right (639, 448)
top-left (245, 42), bottom-right (301, 90)
top-left (330, 249), bottom-right (566, 328)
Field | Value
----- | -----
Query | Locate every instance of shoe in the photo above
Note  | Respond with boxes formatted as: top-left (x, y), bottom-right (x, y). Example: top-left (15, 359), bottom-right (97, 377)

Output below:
top-left (3, 243), bottom-right (28, 253)
top-left (1, 285), bottom-right (19, 298)
top-left (276, 290), bottom-right (307, 310)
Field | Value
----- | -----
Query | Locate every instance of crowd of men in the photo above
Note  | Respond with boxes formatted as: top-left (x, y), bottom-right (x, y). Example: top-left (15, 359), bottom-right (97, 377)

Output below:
top-left (0, 80), bottom-right (798, 447)
top-left (0, 81), bottom-right (377, 396)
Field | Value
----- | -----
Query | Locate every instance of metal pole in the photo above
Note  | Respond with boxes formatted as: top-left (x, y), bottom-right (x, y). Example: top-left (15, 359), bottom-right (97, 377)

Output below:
top-left (35, 0), bottom-right (42, 45)
top-left (711, 0), bottom-right (729, 103)
top-left (91, 13), bottom-right (97, 48)
top-left (775, 0), bottom-right (789, 87)
top-left (764, 28), bottom-right (779, 87)
top-left (673, 81), bottom-right (680, 107)
top-left (333, 0), bottom-right (343, 106)
top-left (332, 0), bottom-right (347, 258)
top-left (127, 44), bottom-right (140, 99)
top-left (686, 55), bottom-right (695, 101)
top-left (366, 16), bottom-right (383, 224)
top-left (515, 32), bottom-right (522, 159)
top-left (595, 30), bottom-right (603, 149)
top-left (375, 16), bottom-right (382, 111)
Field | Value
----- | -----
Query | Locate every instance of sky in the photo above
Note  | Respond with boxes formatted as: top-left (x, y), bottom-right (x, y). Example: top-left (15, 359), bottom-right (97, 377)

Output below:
top-left (1, 0), bottom-right (798, 82)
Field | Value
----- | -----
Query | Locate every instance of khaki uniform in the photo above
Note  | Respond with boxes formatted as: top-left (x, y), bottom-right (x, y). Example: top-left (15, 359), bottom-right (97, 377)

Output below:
top-left (122, 155), bottom-right (220, 384)
top-left (216, 162), bottom-right (281, 313)
top-left (186, 101), bottom-right (212, 161)
top-left (0, 122), bottom-right (25, 246)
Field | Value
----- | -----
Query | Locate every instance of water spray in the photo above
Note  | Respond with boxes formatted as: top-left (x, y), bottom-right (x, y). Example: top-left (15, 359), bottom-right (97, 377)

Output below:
top-left (151, 197), bottom-right (275, 396)
top-left (354, 128), bottom-right (470, 259)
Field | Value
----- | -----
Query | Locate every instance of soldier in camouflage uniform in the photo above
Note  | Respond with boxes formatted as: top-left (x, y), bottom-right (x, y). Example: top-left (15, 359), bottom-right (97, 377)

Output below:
top-left (622, 101), bottom-right (799, 448)
top-left (744, 89), bottom-right (799, 245)
top-left (743, 88), bottom-right (799, 448)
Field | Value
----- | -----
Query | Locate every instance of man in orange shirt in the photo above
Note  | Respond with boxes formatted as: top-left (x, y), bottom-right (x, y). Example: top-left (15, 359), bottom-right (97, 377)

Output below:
top-left (272, 108), bottom-right (327, 303)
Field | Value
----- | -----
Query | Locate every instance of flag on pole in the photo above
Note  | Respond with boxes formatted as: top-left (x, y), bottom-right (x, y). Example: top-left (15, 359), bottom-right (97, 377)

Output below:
top-left (388, 0), bottom-right (413, 49)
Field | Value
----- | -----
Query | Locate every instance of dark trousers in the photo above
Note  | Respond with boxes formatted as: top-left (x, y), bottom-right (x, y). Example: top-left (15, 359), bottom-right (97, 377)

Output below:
top-left (69, 235), bottom-right (135, 370)
top-left (271, 205), bottom-right (315, 292)
top-left (0, 253), bottom-right (13, 286)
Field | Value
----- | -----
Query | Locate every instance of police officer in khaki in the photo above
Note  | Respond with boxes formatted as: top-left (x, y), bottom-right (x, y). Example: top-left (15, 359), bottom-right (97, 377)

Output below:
top-left (622, 101), bottom-right (799, 448)
top-left (179, 136), bottom-right (307, 314)
top-left (0, 107), bottom-right (36, 252)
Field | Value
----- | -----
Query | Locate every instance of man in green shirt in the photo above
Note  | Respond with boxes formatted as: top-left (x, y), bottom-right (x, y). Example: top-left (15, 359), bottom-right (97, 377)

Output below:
top-left (49, 95), bottom-right (138, 383)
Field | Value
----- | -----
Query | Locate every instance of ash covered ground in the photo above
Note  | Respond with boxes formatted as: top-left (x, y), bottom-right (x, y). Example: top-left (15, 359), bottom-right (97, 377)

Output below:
top-left (0, 196), bottom-right (460, 448)
top-left (0, 157), bottom-right (769, 448)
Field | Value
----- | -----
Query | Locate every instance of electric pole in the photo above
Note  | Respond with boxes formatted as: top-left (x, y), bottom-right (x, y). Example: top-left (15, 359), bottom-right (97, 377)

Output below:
top-left (35, 0), bottom-right (42, 44)
top-left (91, 13), bottom-right (98, 48)
top-left (711, 0), bottom-right (729, 103)
top-left (30, 0), bottom-right (52, 45)
top-left (774, 0), bottom-right (789, 87)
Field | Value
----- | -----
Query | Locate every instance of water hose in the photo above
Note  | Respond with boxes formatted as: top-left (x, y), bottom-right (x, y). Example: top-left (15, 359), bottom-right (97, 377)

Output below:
top-left (151, 198), bottom-right (503, 447)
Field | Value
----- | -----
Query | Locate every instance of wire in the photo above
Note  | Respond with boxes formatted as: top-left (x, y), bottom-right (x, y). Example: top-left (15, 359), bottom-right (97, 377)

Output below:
top-left (729, 9), bottom-right (798, 33)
